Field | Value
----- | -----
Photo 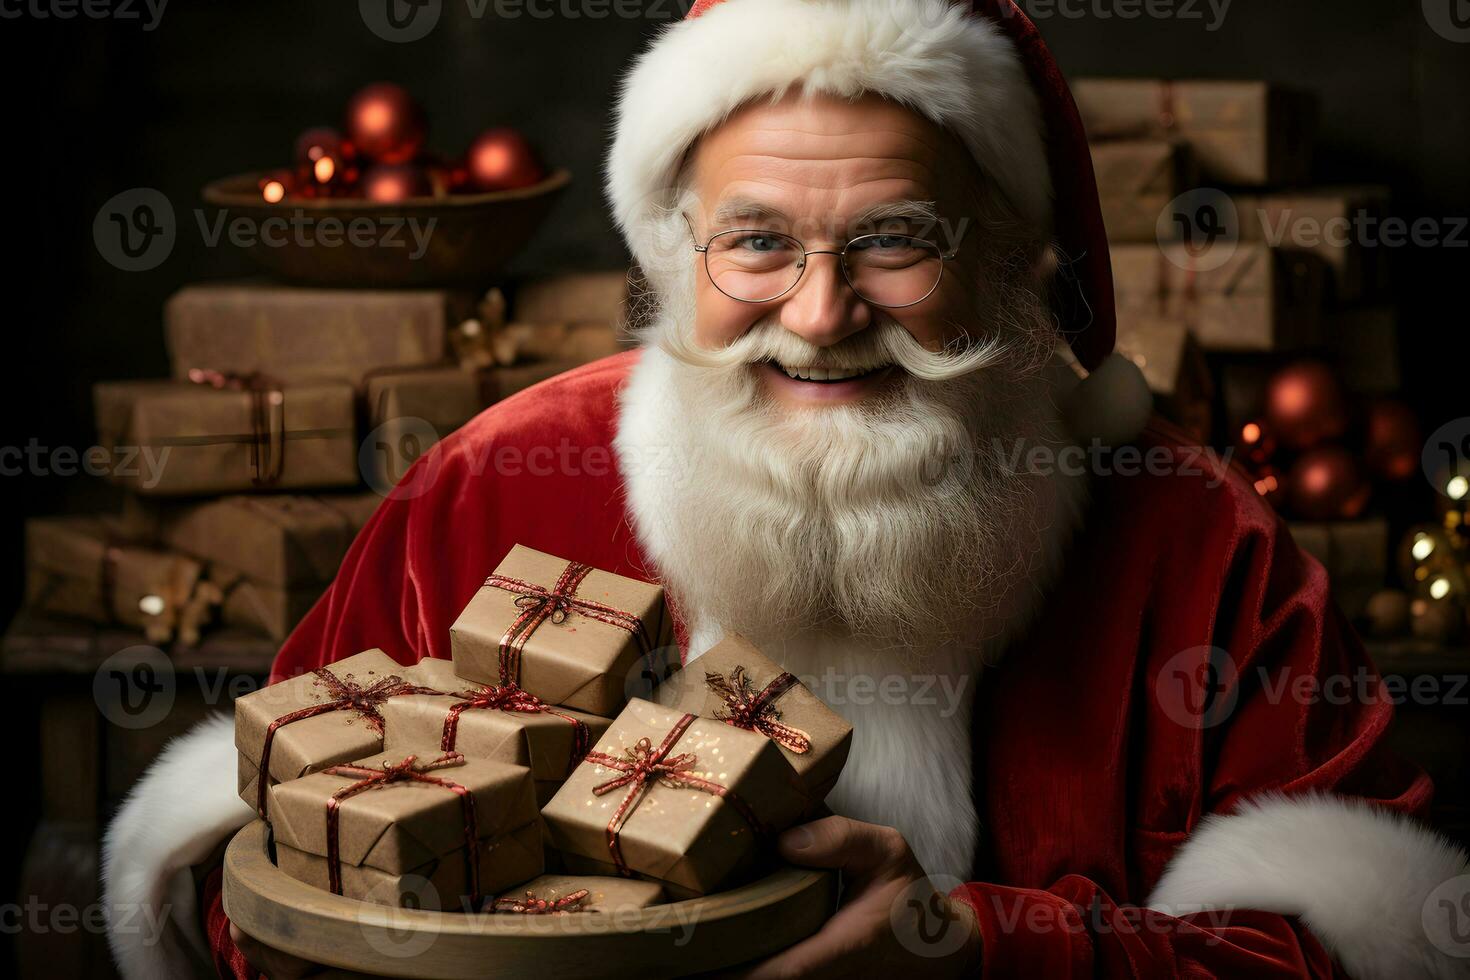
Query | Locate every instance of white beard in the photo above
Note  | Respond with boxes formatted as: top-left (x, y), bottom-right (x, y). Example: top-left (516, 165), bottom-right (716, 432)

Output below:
top-left (614, 311), bottom-right (1087, 879)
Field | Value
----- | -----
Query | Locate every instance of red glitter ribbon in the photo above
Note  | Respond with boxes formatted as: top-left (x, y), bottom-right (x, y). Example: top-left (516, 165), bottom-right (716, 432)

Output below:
top-left (321, 753), bottom-right (480, 903)
top-left (585, 713), bottom-right (763, 876)
top-left (492, 888), bottom-right (591, 914)
top-left (254, 667), bottom-right (430, 818)
top-left (704, 666), bottom-right (811, 755)
top-left (482, 560), bottom-right (649, 687)
top-left (440, 684), bottom-right (592, 777)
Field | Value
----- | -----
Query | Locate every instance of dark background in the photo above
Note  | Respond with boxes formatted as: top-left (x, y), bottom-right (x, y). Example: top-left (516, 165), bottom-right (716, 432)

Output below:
top-left (0, 0), bottom-right (1466, 973)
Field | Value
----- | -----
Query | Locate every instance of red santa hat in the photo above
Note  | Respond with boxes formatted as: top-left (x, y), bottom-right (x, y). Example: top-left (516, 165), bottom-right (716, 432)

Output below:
top-left (605, 0), bottom-right (1118, 373)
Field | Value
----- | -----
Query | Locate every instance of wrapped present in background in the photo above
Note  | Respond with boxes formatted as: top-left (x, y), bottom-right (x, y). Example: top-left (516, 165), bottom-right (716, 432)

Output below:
top-left (156, 493), bottom-right (379, 590)
top-left (268, 749), bottom-right (543, 908)
top-left (234, 649), bottom-right (420, 816)
top-left (659, 634), bottom-right (851, 809)
top-left (1074, 79), bottom-right (1315, 186)
top-left (364, 367), bottom-right (487, 488)
top-left (213, 565), bottom-right (322, 642)
top-left (1090, 140), bottom-right (1192, 242)
top-left (164, 282), bottom-right (464, 388)
top-left (93, 378), bottom-right (358, 496)
top-left (542, 698), bottom-right (805, 899)
top-left (383, 657), bottom-right (613, 806)
top-left (491, 874), bottom-right (664, 915)
top-left (23, 515), bottom-right (217, 644)
top-left (1110, 242), bottom-right (1326, 352)
top-left (1289, 518), bottom-right (1390, 620)
top-left (1113, 316), bottom-right (1215, 444)
top-left (1236, 186), bottom-right (1392, 305)
top-left (451, 545), bottom-right (677, 717)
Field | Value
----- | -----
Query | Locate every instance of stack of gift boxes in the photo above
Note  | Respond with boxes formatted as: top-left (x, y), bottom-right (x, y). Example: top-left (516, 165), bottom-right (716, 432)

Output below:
top-left (235, 543), bottom-right (852, 912)
top-left (1080, 79), bottom-right (1399, 617)
top-left (24, 274), bottom-right (629, 648)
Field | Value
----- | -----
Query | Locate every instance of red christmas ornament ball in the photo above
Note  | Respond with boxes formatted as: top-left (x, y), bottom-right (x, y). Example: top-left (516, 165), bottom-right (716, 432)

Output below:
top-left (465, 128), bottom-right (544, 191)
top-left (1287, 447), bottom-right (1371, 521)
top-left (1264, 361), bottom-right (1349, 451)
top-left (345, 83), bottom-right (426, 164)
top-left (1363, 399), bottom-right (1422, 482)
top-left (361, 163), bottom-right (432, 203)
top-left (293, 127), bottom-right (359, 191)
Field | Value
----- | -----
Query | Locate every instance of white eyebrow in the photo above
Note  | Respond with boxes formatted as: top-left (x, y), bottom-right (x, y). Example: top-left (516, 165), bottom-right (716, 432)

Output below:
top-left (852, 199), bottom-right (940, 226)
top-left (705, 197), bottom-right (941, 232)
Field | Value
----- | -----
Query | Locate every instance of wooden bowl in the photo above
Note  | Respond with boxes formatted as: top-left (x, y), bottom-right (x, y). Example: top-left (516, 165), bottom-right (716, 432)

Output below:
top-left (200, 169), bottom-right (571, 288)
top-left (222, 821), bottom-right (838, 979)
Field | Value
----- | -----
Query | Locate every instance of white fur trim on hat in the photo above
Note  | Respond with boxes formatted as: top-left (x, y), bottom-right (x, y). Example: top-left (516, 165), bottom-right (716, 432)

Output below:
top-left (102, 713), bottom-right (252, 979)
top-left (1148, 793), bottom-right (1470, 980)
top-left (606, 0), bottom-right (1050, 273)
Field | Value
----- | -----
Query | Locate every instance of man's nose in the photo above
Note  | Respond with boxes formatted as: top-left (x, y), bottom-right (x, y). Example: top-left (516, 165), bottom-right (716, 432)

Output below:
top-left (778, 251), bottom-right (871, 347)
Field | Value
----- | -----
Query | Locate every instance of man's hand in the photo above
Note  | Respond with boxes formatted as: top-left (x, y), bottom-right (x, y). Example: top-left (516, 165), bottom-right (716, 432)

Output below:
top-left (734, 815), bottom-right (982, 979)
top-left (230, 921), bottom-right (325, 979)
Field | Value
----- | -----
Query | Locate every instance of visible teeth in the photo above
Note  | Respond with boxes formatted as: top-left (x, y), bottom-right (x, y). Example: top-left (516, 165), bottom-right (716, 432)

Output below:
top-left (779, 363), bottom-right (882, 382)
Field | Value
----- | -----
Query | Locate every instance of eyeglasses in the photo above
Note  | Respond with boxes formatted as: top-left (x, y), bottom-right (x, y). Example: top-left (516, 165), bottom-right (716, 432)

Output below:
top-left (688, 222), bottom-right (964, 308)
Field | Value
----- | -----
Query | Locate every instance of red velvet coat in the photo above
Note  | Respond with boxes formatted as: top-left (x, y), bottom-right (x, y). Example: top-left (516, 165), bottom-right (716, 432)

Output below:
top-left (205, 351), bottom-right (1430, 978)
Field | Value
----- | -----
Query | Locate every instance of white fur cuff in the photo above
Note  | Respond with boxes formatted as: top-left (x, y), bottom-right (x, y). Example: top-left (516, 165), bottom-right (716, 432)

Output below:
top-left (102, 713), bottom-right (253, 979)
top-left (1148, 793), bottom-right (1470, 979)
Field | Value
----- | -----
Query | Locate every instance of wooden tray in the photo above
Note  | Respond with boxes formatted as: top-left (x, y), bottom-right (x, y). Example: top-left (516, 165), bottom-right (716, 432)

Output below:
top-left (223, 821), bottom-right (838, 978)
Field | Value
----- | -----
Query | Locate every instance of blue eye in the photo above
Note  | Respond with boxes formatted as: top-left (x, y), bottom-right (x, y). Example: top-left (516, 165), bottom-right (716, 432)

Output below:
top-left (850, 235), bottom-right (912, 251)
top-left (737, 235), bottom-right (785, 252)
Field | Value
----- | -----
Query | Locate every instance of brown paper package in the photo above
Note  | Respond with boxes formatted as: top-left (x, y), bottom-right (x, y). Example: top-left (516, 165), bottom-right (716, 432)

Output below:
top-left (214, 565), bottom-right (322, 642)
top-left (164, 282), bottom-right (462, 388)
top-left (157, 493), bottom-right (379, 589)
top-left (269, 750), bottom-right (542, 909)
top-left (1090, 140), bottom-right (1193, 243)
top-left (1110, 242), bottom-right (1325, 352)
top-left (492, 873), bottom-right (664, 915)
top-left (451, 545), bottom-right (678, 717)
top-left (24, 515), bottom-right (203, 628)
top-left (1073, 79), bottom-right (1314, 186)
top-left (364, 367), bottom-right (485, 489)
top-left (511, 271), bottom-right (631, 332)
top-left (542, 699), bottom-right (805, 898)
top-left (383, 657), bottom-right (613, 801)
top-left (1235, 186), bottom-right (1392, 305)
top-left (93, 379), bottom-right (359, 496)
top-left (659, 634), bottom-right (851, 808)
top-left (234, 649), bottom-right (411, 814)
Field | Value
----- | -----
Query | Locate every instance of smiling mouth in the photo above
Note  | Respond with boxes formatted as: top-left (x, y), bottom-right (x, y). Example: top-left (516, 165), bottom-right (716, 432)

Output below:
top-left (766, 360), bottom-right (892, 383)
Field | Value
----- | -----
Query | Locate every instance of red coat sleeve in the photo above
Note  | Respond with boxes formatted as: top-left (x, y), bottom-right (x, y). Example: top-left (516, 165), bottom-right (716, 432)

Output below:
top-left (956, 437), bottom-right (1435, 978)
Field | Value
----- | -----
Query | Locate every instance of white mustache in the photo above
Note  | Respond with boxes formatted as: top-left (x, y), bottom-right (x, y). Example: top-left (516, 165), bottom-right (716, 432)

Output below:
top-left (659, 317), bottom-right (1013, 383)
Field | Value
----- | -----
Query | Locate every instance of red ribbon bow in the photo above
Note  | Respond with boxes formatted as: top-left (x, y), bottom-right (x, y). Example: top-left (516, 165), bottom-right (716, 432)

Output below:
top-left (322, 753), bottom-right (480, 903)
top-left (492, 888), bottom-right (591, 914)
top-left (255, 667), bottom-right (427, 818)
top-left (705, 666), bottom-right (812, 755)
top-left (440, 684), bottom-right (592, 777)
top-left (584, 713), bottom-right (763, 876)
top-left (482, 560), bottom-right (649, 687)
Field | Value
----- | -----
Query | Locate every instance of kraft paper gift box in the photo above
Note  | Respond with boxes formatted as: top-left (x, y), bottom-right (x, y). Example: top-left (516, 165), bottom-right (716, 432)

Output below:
top-left (213, 565), bottom-right (322, 642)
top-left (1113, 315), bottom-right (1215, 444)
top-left (542, 698), bottom-right (805, 899)
top-left (93, 379), bottom-right (358, 496)
top-left (451, 545), bottom-right (678, 717)
top-left (382, 657), bottom-right (613, 806)
top-left (157, 493), bottom-right (379, 589)
top-left (269, 749), bottom-right (543, 909)
top-left (1073, 79), bottom-right (1314, 186)
top-left (658, 634), bottom-right (851, 810)
top-left (1090, 140), bottom-right (1193, 243)
top-left (1236, 186), bottom-right (1392, 305)
top-left (491, 874), bottom-right (665, 915)
top-left (24, 515), bottom-right (207, 635)
top-left (164, 282), bottom-right (462, 389)
top-left (1110, 242), bottom-right (1326, 352)
top-left (1288, 519), bottom-right (1389, 620)
top-left (234, 649), bottom-right (423, 817)
top-left (364, 366), bottom-right (485, 489)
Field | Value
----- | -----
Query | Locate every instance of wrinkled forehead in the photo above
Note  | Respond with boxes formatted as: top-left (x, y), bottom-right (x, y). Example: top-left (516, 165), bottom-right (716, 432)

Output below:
top-left (683, 91), bottom-right (984, 237)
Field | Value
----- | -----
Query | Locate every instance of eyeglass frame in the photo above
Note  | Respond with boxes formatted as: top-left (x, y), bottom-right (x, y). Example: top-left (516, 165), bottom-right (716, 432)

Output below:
top-left (683, 214), bottom-right (967, 309)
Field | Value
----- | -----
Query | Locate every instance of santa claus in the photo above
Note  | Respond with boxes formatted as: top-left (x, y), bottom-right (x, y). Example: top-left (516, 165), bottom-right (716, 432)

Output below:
top-left (103, 0), bottom-right (1468, 977)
